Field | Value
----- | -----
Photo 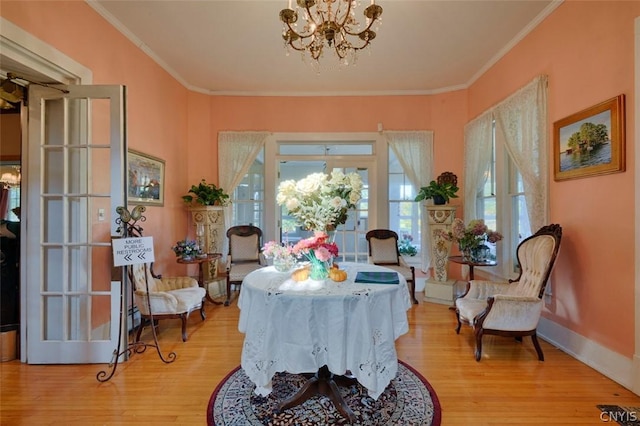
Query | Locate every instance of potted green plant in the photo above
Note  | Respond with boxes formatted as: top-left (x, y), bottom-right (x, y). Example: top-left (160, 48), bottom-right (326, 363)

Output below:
top-left (182, 179), bottom-right (230, 206)
top-left (414, 180), bottom-right (459, 205)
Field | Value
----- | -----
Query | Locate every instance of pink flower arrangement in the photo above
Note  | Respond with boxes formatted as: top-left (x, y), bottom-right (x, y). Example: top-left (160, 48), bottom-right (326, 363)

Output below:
top-left (262, 240), bottom-right (294, 260)
top-left (292, 231), bottom-right (339, 262)
top-left (436, 218), bottom-right (503, 250)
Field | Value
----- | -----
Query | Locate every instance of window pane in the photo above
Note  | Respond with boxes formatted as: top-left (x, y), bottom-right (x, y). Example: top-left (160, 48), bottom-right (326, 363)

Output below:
top-left (516, 170), bottom-right (525, 193)
top-left (388, 147), bottom-right (420, 254)
top-left (483, 197), bottom-right (497, 230)
top-left (232, 151), bottom-right (264, 228)
top-left (279, 143), bottom-right (373, 155)
top-left (513, 194), bottom-right (531, 243)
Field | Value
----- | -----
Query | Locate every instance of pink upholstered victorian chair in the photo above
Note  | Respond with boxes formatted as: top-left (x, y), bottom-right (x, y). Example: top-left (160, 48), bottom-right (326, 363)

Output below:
top-left (455, 224), bottom-right (562, 361)
top-left (130, 263), bottom-right (206, 342)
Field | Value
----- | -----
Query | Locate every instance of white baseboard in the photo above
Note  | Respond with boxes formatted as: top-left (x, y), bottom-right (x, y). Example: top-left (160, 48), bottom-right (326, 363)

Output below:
top-left (423, 278), bottom-right (456, 305)
top-left (538, 317), bottom-right (634, 392)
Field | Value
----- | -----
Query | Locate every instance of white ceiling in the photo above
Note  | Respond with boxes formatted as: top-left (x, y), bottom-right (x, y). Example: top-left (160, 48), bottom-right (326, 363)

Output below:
top-left (84, 1), bottom-right (559, 96)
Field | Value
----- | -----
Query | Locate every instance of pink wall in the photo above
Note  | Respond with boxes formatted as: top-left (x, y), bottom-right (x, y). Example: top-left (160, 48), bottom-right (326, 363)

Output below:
top-left (468, 1), bottom-right (639, 357)
top-left (2, 1), bottom-right (638, 360)
top-left (185, 92), bottom-right (467, 190)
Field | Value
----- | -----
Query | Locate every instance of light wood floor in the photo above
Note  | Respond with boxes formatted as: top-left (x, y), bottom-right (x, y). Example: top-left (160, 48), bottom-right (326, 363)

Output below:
top-left (1, 294), bottom-right (638, 425)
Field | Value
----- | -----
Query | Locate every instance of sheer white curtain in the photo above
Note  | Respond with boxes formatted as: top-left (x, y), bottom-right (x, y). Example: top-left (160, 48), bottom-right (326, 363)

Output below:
top-left (385, 130), bottom-right (434, 272)
top-left (463, 113), bottom-right (493, 222)
top-left (494, 75), bottom-right (549, 231)
top-left (218, 131), bottom-right (269, 256)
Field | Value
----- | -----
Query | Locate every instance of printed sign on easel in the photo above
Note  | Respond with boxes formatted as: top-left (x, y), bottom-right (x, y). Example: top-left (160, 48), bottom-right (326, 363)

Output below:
top-left (112, 236), bottom-right (155, 266)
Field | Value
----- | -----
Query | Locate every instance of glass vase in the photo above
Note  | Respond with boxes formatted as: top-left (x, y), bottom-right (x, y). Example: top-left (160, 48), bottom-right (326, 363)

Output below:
top-left (459, 245), bottom-right (473, 262)
top-left (308, 251), bottom-right (330, 281)
top-left (273, 255), bottom-right (296, 272)
top-left (471, 244), bottom-right (490, 262)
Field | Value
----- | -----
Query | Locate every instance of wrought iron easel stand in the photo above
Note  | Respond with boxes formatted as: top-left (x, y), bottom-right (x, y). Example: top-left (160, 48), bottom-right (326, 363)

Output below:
top-left (96, 206), bottom-right (176, 382)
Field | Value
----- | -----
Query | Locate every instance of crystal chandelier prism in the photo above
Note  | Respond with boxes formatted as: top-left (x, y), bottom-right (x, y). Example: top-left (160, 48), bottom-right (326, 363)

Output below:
top-left (279, 0), bottom-right (383, 64)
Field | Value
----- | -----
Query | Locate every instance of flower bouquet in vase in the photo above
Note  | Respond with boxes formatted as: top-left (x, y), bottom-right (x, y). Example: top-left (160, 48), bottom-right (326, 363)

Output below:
top-left (291, 231), bottom-right (339, 281)
top-left (436, 218), bottom-right (503, 262)
top-left (262, 240), bottom-right (297, 272)
top-left (171, 239), bottom-right (202, 261)
top-left (276, 169), bottom-right (363, 234)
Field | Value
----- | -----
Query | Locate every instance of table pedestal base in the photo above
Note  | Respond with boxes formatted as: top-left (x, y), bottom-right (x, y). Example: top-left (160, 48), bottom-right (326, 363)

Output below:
top-left (278, 365), bottom-right (357, 423)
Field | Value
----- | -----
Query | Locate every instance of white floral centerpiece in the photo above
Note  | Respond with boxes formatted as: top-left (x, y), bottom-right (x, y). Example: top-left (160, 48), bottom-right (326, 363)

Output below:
top-left (276, 169), bottom-right (363, 281)
top-left (276, 169), bottom-right (363, 231)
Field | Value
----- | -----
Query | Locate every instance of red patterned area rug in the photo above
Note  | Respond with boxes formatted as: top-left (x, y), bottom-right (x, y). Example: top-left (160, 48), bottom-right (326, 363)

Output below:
top-left (207, 360), bottom-right (441, 425)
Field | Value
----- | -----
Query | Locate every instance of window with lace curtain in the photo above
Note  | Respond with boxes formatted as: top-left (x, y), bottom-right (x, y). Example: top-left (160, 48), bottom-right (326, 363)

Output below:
top-left (466, 75), bottom-right (547, 279)
top-left (478, 121), bottom-right (532, 277)
top-left (388, 148), bottom-right (420, 255)
top-left (231, 150), bottom-right (264, 230)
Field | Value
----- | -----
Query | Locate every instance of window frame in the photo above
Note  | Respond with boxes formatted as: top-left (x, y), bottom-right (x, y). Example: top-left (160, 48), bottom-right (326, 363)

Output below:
top-left (478, 121), bottom-right (533, 280)
top-left (388, 148), bottom-right (421, 258)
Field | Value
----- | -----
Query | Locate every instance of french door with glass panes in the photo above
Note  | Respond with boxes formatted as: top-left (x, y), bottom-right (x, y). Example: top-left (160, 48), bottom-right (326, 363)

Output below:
top-left (25, 85), bottom-right (125, 364)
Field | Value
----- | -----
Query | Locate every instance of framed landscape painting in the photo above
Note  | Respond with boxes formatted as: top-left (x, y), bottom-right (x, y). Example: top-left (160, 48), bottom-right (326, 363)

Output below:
top-left (127, 150), bottom-right (165, 206)
top-left (553, 94), bottom-right (625, 181)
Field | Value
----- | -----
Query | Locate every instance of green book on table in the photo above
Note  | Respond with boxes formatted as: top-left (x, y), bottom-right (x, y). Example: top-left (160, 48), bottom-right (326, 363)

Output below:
top-left (355, 271), bottom-right (399, 284)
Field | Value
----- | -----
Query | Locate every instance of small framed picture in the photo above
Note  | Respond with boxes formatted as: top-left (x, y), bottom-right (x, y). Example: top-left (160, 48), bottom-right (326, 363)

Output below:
top-left (127, 150), bottom-right (165, 206)
top-left (553, 95), bottom-right (625, 181)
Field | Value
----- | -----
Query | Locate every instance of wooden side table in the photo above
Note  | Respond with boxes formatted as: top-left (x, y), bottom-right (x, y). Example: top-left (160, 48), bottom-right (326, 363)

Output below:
top-left (177, 253), bottom-right (223, 305)
top-left (448, 255), bottom-right (497, 280)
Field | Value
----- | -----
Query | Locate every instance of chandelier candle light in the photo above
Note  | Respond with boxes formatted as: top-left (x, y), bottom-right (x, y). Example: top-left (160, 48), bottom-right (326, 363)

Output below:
top-left (279, 0), bottom-right (383, 64)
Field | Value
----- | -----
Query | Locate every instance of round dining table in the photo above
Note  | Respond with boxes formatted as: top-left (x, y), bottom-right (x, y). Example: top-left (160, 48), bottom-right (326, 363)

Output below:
top-left (237, 262), bottom-right (412, 421)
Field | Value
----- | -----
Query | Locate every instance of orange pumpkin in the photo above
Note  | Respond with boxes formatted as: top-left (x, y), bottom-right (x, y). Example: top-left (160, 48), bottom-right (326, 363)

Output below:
top-left (329, 267), bottom-right (347, 282)
top-left (292, 267), bottom-right (310, 282)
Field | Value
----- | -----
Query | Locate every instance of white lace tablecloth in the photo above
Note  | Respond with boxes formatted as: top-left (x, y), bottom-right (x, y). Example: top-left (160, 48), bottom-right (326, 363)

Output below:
top-left (238, 262), bottom-right (412, 400)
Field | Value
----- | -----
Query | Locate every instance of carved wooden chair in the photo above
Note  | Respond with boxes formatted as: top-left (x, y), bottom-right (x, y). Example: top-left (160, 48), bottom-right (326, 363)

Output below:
top-left (365, 229), bottom-right (418, 304)
top-left (455, 224), bottom-right (562, 361)
top-left (129, 262), bottom-right (206, 342)
top-left (225, 225), bottom-right (266, 306)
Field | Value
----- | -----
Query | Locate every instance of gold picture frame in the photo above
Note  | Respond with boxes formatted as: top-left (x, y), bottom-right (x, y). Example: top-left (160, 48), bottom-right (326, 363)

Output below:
top-left (553, 94), bottom-right (625, 181)
top-left (127, 150), bottom-right (165, 206)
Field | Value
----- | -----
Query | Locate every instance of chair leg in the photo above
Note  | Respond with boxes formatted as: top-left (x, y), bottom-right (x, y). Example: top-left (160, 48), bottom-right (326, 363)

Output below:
top-left (531, 332), bottom-right (545, 361)
top-left (180, 314), bottom-right (188, 342)
top-left (225, 278), bottom-right (231, 306)
top-left (135, 319), bottom-right (146, 343)
top-left (410, 280), bottom-right (418, 304)
top-left (474, 328), bottom-right (483, 361)
top-left (455, 310), bottom-right (462, 334)
top-left (200, 300), bottom-right (206, 321)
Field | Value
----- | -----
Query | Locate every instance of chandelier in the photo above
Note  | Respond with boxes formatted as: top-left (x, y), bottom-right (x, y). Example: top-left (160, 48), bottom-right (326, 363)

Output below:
top-left (279, 0), bottom-right (383, 64)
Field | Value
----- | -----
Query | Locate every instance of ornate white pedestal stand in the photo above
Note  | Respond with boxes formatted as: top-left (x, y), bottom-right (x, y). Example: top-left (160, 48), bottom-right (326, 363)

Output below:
top-left (424, 205), bottom-right (458, 305)
top-left (190, 206), bottom-right (225, 297)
